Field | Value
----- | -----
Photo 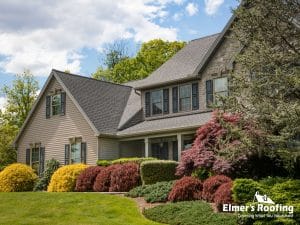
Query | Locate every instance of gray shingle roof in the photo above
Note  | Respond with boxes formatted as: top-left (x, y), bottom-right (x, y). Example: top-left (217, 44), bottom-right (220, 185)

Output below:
top-left (118, 89), bottom-right (142, 129)
top-left (117, 112), bottom-right (212, 137)
top-left (54, 70), bottom-right (132, 134)
top-left (134, 33), bottom-right (219, 89)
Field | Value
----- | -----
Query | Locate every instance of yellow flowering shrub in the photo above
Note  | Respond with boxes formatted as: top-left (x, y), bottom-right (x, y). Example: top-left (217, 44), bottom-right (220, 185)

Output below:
top-left (47, 164), bottom-right (88, 192)
top-left (0, 163), bottom-right (38, 192)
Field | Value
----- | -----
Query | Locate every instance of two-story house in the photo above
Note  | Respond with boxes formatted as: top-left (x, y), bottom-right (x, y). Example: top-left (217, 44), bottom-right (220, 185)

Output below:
top-left (14, 16), bottom-right (240, 174)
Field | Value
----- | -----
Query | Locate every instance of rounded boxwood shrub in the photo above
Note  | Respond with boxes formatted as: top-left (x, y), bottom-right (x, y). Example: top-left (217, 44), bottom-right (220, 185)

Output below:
top-left (0, 163), bottom-right (38, 192)
top-left (141, 160), bottom-right (178, 185)
top-left (109, 163), bottom-right (140, 192)
top-left (168, 176), bottom-right (202, 202)
top-left (75, 166), bottom-right (103, 192)
top-left (202, 175), bottom-right (232, 202)
top-left (93, 164), bottom-right (118, 192)
top-left (34, 158), bottom-right (60, 191)
top-left (232, 178), bottom-right (265, 204)
top-left (214, 181), bottom-right (233, 211)
top-left (47, 164), bottom-right (88, 192)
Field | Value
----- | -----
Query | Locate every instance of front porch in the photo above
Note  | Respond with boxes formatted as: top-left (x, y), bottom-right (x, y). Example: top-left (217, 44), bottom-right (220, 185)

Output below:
top-left (119, 132), bottom-right (195, 161)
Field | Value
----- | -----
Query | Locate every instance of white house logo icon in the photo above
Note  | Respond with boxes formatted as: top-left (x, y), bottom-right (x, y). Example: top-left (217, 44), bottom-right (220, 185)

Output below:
top-left (254, 191), bottom-right (275, 204)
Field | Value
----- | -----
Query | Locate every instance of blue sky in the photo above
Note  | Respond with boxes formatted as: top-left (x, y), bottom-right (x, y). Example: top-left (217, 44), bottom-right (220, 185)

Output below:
top-left (0, 0), bottom-right (239, 109)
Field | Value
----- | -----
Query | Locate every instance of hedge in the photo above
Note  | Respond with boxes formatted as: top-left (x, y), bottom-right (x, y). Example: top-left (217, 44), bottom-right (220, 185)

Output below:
top-left (202, 175), bottom-right (232, 202)
top-left (168, 176), bottom-right (202, 202)
top-left (0, 163), bottom-right (38, 192)
top-left (75, 166), bottom-right (103, 192)
top-left (93, 165), bottom-right (118, 192)
top-left (140, 160), bottom-right (178, 185)
top-left (111, 157), bottom-right (156, 165)
top-left (109, 163), bottom-right (140, 192)
top-left (214, 181), bottom-right (233, 211)
top-left (47, 164), bottom-right (88, 192)
top-left (96, 160), bottom-right (111, 167)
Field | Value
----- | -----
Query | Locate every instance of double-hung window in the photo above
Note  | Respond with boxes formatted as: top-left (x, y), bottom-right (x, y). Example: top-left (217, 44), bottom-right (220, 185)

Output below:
top-left (31, 147), bottom-right (40, 173)
top-left (65, 138), bottom-right (87, 165)
top-left (26, 144), bottom-right (45, 176)
top-left (46, 92), bottom-right (66, 118)
top-left (179, 84), bottom-right (192, 111)
top-left (51, 94), bottom-right (62, 116)
top-left (71, 141), bottom-right (81, 164)
top-left (151, 90), bottom-right (163, 115)
top-left (206, 77), bottom-right (228, 107)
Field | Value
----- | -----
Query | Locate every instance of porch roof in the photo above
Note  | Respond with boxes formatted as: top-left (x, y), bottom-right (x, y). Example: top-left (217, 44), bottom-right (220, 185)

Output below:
top-left (117, 112), bottom-right (212, 137)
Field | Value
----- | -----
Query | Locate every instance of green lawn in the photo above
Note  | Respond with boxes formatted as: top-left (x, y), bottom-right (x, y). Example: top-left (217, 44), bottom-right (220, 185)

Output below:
top-left (0, 192), bottom-right (162, 225)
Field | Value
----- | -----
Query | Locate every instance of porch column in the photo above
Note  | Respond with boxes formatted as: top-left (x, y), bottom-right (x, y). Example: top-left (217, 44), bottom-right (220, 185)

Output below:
top-left (144, 137), bottom-right (149, 157)
top-left (177, 133), bottom-right (182, 161)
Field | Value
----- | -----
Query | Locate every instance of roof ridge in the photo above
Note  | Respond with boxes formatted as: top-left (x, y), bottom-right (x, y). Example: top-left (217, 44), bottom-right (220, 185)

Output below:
top-left (189, 33), bottom-right (220, 42)
top-left (52, 69), bottom-right (132, 89)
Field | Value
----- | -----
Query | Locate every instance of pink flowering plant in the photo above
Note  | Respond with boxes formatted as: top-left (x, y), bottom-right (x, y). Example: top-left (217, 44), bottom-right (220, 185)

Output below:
top-left (176, 110), bottom-right (266, 177)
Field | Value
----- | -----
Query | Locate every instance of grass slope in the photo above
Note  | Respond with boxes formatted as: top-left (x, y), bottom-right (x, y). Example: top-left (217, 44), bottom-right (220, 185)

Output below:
top-left (0, 192), bottom-right (162, 225)
top-left (144, 201), bottom-right (237, 225)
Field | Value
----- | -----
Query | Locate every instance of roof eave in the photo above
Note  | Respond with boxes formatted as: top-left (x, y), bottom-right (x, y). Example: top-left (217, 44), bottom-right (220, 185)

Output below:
top-left (134, 74), bottom-right (198, 90)
top-left (13, 71), bottom-right (56, 146)
top-left (116, 125), bottom-right (200, 138)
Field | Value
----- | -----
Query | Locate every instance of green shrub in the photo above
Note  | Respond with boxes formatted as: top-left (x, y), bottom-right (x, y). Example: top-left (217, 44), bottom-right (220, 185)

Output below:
top-left (259, 176), bottom-right (289, 187)
top-left (47, 164), bottom-right (88, 192)
top-left (140, 160), bottom-right (178, 185)
top-left (126, 181), bottom-right (174, 203)
top-left (34, 159), bottom-right (60, 191)
top-left (191, 167), bottom-right (213, 181)
top-left (111, 157), bottom-right (156, 165)
top-left (270, 179), bottom-right (300, 203)
top-left (96, 160), bottom-right (111, 167)
top-left (0, 163), bottom-right (38, 192)
top-left (144, 201), bottom-right (237, 225)
top-left (232, 179), bottom-right (265, 204)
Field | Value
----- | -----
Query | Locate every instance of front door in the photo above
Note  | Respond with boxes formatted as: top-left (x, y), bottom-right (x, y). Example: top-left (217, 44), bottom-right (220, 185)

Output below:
top-left (151, 142), bottom-right (168, 160)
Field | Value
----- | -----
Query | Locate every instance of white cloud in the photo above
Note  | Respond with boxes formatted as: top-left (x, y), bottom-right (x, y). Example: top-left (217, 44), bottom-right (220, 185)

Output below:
top-left (0, 0), bottom-right (179, 76)
top-left (204, 0), bottom-right (224, 15)
top-left (173, 13), bottom-right (183, 21)
top-left (0, 96), bottom-right (7, 111)
top-left (174, 0), bottom-right (186, 5)
top-left (185, 3), bottom-right (198, 16)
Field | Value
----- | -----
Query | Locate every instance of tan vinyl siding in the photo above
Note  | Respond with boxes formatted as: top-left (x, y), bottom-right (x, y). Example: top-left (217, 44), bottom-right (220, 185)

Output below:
top-left (98, 138), bottom-right (119, 159)
top-left (17, 77), bottom-right (97, 166)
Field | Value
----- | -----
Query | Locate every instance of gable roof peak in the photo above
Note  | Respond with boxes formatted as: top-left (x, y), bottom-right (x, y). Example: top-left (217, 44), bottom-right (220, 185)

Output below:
top-left (51, 69), bottom-right (132, 89)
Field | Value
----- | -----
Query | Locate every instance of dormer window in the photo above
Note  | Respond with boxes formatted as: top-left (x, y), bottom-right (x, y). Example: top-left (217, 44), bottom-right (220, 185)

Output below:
top-left (151, 90), bottom-right (163, 115)
top-left (179, 84), bottom-right (192, 111)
